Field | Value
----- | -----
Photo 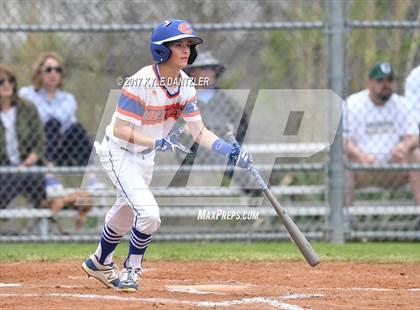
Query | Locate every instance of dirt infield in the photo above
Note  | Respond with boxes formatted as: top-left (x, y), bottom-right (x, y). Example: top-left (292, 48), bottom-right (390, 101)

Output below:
top-left (1, 260), bottom-right (419, 309)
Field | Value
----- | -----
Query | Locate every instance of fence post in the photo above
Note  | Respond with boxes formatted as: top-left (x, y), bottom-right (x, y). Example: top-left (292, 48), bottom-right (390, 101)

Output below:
top-left (327, 0), bottom-right (345, 243)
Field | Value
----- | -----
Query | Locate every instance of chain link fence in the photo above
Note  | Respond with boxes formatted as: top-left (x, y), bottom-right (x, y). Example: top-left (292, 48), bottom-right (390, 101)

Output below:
top-left (343, 1), bottom-right (420, 239)
top-left (0, 0), bottom-right (419, 242)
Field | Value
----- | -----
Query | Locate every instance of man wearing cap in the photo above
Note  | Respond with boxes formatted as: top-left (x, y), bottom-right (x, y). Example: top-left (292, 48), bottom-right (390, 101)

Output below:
top-left (185, 51), bottom-right (246, 143)
top-left (343, 62), bottom-right (420, 206)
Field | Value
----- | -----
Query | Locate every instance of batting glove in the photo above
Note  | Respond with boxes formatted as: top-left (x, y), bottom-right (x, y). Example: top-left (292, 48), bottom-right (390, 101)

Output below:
top-left (154, 135), bottom-right (178, 152)
top-left (229, 143), bottom-right (253, 169)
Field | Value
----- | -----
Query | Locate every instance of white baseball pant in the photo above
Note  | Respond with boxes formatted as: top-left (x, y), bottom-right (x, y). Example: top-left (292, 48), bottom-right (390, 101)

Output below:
top-left (95, 136), bottom-right (161, 236)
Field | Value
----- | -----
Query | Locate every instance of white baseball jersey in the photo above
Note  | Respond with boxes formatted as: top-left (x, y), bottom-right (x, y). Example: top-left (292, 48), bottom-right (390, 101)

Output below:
top-left (106, 64), bottom-right (200, 153)
top-left (343, 89), bottom-right (419, 163)
top-left (404, 65), bottom-right (420, 124)
top-left (99, 64), bottom-right (201, 236)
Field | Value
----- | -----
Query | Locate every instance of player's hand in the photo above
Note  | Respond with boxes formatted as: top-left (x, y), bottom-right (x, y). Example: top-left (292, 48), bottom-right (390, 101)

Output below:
top-left (229, 143), bottom-right (253, 169)
top-left (154, 135), bottom-right (178, 152)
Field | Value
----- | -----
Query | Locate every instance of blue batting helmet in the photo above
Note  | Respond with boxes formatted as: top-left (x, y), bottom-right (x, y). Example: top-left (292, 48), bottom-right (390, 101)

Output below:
top-left (150, 19), bottom-right (203, 64)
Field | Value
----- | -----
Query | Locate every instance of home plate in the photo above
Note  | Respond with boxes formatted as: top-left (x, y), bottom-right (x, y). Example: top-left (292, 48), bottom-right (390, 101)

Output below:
top-left (166, 284), bottom-right (251, 294)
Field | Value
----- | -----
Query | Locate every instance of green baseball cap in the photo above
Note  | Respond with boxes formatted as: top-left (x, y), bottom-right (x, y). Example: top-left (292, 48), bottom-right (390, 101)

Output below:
top-left (368, 62), bottom-right (394, 80)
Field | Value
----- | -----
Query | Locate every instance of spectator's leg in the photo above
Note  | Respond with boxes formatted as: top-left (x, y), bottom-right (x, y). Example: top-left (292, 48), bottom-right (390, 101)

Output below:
top-left (0, 173), bottom-right (18, 209)
top-left (62, 122), bottom-right (92, 166)
top-left (44, 119), bottom-right (62, 164)
top-left (345, 170), bottom-right (382, 205)
top-left (406, 148), bottom-right (420, 205)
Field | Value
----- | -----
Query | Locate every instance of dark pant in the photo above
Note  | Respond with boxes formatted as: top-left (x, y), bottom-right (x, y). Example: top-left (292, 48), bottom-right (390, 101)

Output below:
top-left (45, 119), bottom-right (92, 166)
top-left (0, 173), bottom-right (46, 209)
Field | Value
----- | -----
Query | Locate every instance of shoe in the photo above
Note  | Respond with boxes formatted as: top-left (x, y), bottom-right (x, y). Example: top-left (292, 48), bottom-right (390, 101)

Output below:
top-left (118, 267), bottom-right (141, 292)
top-left (45, 175), bottom-right (64, 198)
top-left (81, 254), bottom-right (119, 289)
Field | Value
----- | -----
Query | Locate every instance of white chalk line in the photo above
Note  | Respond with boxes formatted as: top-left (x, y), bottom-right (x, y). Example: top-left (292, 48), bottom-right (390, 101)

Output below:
top-left (281, 294), bottom-right (324, 300)
top-left (0, 283), bottom-right (23, 287)
top-left (308, 287), bottom-right (420, 292)
top-left (0, 293), bottom-right (305, 310)
top-left (2, 283), bottom-right (418, 309)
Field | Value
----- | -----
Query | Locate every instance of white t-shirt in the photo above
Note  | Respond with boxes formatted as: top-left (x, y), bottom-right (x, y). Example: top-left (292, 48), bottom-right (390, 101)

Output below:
top-left (0, 106), bottom-right (20, 165)
top-left (106, 64), bottom-right (201, 153)
top-left (19, 86), bottom-right (78, 134)
top-left (343, 89), bottom-right (419, 163)
top-left (404, 65), bottom-right (420, 124)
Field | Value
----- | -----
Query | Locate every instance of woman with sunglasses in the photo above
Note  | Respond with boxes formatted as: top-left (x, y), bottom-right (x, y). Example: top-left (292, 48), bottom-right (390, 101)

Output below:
top-left (19, 52), bottom-right (93, 169)
top-left (0, 64), bottom-right (47, 209)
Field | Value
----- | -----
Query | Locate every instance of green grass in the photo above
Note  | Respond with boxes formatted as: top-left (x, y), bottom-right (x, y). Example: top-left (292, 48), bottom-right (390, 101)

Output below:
top-left (0, 242), bottom-right (419, 263)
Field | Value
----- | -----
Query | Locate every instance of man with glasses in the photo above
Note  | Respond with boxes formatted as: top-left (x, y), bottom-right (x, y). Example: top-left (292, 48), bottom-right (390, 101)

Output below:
top-left (343, 62), bottom-right (420, 206)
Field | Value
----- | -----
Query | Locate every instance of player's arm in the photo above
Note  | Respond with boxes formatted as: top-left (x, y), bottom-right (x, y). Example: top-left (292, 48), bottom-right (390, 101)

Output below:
top-left (186, 119), bottom-right (219, 149)
top-left (186, 119), bottom-right (252, 168)
top-left (113, 118), bottom-right (155, 148)
top-left (114, 84), bottom-right (164, 149)
top-left (113, 118), bottom-right (191, 152)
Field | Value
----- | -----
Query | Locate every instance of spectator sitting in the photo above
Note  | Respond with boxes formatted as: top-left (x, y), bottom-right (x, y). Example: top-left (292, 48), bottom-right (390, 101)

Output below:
top-left (0, 64), bottom-right (93, 229)
top-left (19, 52), bottom-right (92, 168)
top-left (185, 51), bottom-right (246, 141)
top-left (344, 62), bottom-right (420, 206)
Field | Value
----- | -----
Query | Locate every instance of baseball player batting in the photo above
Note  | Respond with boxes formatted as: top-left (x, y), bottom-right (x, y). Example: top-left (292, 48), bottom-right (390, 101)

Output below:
top-left (82, 19), bottom-right (252, 292)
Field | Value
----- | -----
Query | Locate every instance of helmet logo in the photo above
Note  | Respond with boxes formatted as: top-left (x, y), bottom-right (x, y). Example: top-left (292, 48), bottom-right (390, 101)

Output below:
top-left (178, 23), bottom-right (193, 34)
top-left (380, 63), bottom-right (391, 74)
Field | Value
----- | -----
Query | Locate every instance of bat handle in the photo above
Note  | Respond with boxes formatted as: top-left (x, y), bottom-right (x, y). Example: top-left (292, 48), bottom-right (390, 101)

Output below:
top-left (169, 126), bottom-right (185, 138)
top-left (225, 132), bottom-right (268, 191)
top-left (248, 165), bottom-right (268, 191)
top-left (142, 126), bottom-right (189, 154)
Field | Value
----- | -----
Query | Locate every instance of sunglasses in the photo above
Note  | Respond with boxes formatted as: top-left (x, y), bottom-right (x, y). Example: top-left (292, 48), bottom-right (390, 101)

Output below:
top-left (376, 77), bottom-right (394, 82)
top-left (0, 77), bottom-right (15, 86)
top-left (43, 66), bottom-right (63, 74)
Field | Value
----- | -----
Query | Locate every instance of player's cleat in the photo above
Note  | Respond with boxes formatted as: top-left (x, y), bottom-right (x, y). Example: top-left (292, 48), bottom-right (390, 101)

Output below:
top-left (81, 255), bottom-right (119, 289)
top-left (118, 267), bottom-right (141, 292)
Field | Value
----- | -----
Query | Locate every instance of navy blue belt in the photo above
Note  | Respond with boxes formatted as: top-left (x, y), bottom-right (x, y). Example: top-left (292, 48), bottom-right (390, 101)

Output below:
top-left (105, 135), bottom-right (153, 155)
